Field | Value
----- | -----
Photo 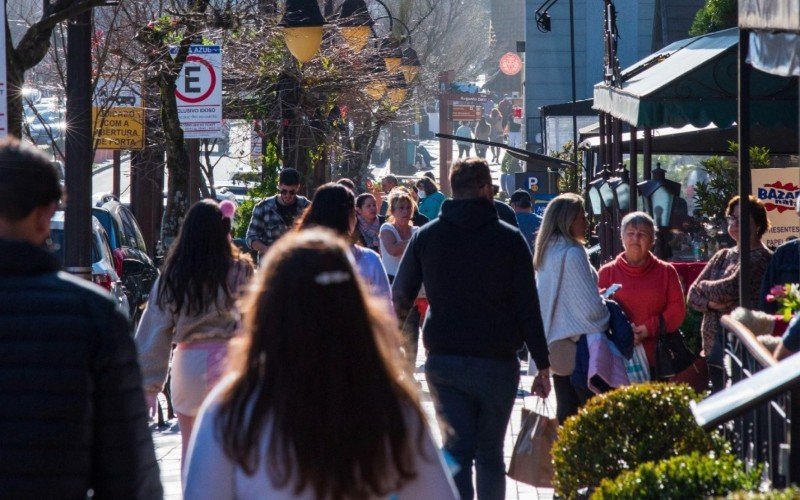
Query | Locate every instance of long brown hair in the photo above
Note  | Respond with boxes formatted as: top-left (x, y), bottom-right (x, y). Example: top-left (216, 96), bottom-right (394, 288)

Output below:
top-left (158, 199), bottom-right (233, 313)
top-left (215, 229), bottom-right (427, 498)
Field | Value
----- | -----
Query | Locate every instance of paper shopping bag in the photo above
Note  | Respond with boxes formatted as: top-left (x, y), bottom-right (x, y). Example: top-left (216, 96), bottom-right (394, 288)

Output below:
top-left (507, 401), bottom-right (558, 487)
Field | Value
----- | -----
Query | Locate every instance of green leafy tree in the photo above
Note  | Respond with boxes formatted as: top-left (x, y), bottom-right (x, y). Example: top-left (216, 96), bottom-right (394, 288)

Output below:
top-left (550, 141), bottom-right (582, 195)
top-left (693, 141), bottom-right (771, 225)
top-left (689, 0), bottom-right (737, 36)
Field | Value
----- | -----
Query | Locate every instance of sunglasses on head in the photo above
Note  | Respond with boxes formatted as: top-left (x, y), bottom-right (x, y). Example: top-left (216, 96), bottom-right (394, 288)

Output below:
top-left (280, 189), bottom-right (297, 196)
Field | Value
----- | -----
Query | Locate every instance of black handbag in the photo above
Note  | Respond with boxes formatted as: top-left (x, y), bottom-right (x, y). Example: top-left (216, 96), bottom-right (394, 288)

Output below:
top-left (654, 316), bottom-right (696, 381)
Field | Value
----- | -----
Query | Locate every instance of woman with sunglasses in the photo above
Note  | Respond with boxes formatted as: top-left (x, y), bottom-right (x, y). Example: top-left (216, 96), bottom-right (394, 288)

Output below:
top-left (688, 195), bottom-right (773, 392)
top-left (183, 230), bottom-right (458, 499)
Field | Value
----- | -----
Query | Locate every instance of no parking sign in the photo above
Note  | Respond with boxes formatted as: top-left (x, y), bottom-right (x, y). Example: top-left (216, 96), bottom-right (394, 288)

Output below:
top-left (171, 45), bottom-right (223, 139)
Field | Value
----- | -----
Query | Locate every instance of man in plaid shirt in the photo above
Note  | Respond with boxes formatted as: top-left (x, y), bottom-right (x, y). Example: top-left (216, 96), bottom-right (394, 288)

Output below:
top-left (246, 168), bottom-right (311, 254)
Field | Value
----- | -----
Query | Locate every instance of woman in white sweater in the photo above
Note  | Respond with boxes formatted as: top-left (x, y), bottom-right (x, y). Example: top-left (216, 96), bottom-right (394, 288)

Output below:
top-left (533, 193), bottom-right (609, 423)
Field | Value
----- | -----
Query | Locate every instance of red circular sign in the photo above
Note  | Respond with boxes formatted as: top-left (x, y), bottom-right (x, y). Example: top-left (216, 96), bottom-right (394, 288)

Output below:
top-left (174, 55), bottom-right (216, 104)
top-left (499, 52), bottom-right (523, 76)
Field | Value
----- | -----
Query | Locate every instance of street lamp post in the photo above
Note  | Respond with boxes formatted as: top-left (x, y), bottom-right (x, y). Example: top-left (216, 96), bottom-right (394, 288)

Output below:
top-left (638, 163), bottom-right (681, 259)
top-left (536, 0), bottom-right (578, 165)
top-left (280, 0), bottom-right (326, 63)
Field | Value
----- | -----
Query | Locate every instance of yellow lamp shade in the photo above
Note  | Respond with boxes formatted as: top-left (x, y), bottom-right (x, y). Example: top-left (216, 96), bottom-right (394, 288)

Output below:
top-left (388, 87), bottom-right (407, 106)
top-left (400, 65), bottom-right (418, 83)
top-left (365, 81), bottom-right (387, 100)
top-left (341, 26), bottom-right (372, 52)
top-left (384, 57), bottom-right (402, 73)
top-left (283, 26), bottom-right (324, 63)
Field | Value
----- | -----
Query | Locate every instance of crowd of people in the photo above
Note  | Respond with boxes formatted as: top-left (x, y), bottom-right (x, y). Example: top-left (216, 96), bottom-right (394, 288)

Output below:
top-left (454, 94), bottom-right (523, 161)
top-left (1, 134), bottom-right (798, 499)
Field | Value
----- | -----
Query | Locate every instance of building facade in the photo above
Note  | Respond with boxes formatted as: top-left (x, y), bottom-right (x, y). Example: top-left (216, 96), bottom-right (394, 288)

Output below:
top-left (523, 0), bottom-right (705, 152)
top-left (485, 0), bottom-right (526, 97)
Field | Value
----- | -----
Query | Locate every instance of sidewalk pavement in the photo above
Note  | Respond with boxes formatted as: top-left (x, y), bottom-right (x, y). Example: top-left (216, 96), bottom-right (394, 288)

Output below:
top-left (152, 355), bottom-right (555, 500)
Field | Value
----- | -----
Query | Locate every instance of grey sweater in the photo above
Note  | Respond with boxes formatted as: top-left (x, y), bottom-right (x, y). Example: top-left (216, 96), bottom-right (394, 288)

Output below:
top-left (536, 237), bottom-right (609, 344)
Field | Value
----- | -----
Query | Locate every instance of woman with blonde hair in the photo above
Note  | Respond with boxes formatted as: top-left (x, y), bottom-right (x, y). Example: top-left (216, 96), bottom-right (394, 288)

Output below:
top-left (380, 188), bottom-right (418, 283)
top-left (533, 193), bottom-right (609, 423)
top-left (183, 229), bottom-right (457, 499)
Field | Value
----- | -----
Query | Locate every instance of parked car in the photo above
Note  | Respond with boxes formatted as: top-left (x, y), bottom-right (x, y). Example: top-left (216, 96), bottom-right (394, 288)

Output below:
top-left (91, 197), bottom-right (159, 324)
top-left (24, 106), bottom-right (65, 147)
top-left (216, 184), bottom-right (254, 205)
top-left (49, 212), bottom-right (130, 318)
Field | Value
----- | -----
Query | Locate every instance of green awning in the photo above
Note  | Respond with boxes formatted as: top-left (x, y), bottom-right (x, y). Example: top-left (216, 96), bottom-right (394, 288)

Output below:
top-left (593, 28), bottom-right (797, 129)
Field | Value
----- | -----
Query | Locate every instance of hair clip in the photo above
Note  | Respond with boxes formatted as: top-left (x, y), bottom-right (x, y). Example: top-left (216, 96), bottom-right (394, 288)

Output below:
top-left (314, 270), bottom-right (351, 286)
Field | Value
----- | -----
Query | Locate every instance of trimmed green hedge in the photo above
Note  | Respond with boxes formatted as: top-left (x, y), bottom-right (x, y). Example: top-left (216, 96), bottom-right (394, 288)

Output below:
top-left (726, 488), bottom-right (800, 499)
top-left (552, 383), bottom-right (728, 498)
top-left (592, 452), bottom-right (760, 499)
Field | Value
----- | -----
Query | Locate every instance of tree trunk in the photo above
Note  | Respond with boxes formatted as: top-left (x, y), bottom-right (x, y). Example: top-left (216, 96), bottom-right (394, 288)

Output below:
top-left (6, 45), bottom-right (24, 139)
top-left (159, 75), bottom-right (190, 247)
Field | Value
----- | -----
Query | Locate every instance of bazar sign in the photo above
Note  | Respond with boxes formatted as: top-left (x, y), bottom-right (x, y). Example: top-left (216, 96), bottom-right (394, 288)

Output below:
top-left (752, 167), bottom-right (800, 247)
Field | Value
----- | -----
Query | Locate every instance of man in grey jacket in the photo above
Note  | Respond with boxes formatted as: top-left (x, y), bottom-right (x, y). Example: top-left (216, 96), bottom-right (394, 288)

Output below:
top-left (0, 138), bottom-right (162, 498)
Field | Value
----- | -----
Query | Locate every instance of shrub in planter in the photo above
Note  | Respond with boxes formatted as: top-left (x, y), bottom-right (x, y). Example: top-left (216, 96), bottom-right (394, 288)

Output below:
top-left (592, 452), bottom-right (760, 499)
top-left (552, 383), bottom-right (728, 498)
top-left (726, 488), bottom-right (800, 499)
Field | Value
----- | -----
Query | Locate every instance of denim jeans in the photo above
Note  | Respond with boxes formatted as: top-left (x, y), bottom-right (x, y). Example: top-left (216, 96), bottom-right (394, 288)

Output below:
top-left (425, 354), bottom-right (520, 500)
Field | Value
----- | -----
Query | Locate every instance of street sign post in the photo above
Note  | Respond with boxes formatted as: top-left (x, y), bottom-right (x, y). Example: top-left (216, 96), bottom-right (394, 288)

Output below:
top-left (450, 103), bottom-right (482, 121)
top-left (172, 45), bottom-right (223, 139)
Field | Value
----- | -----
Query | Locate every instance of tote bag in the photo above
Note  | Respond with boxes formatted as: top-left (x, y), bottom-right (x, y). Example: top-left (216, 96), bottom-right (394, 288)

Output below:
top-left (507, 398), bottom-right (559, 488)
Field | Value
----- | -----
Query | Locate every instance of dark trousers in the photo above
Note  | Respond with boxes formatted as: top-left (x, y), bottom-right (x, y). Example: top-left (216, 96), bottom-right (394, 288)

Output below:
top-left (426, 354), bottom-right (519, 500)
top-left (553, 374), bottom-right (592, 424)
top-left (458, 144), bottom-right (471, 158)
top-left (402, 304), bottom-right (422, 367)
top-left (708, 329), bottom-right (726, 393)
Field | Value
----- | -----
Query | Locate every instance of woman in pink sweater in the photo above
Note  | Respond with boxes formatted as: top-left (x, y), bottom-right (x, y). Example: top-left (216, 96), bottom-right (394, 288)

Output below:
top-left (598, 212), bottom-right (686, 368)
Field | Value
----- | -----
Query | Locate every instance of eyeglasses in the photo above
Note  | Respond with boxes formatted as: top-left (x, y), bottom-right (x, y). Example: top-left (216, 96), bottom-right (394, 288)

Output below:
top-left (623, 231), bottom-right (653, 241)
top-left (280, 189), bottom-right (297, 196)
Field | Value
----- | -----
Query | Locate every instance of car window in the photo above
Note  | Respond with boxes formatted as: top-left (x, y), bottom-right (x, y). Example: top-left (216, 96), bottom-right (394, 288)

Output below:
top-left (91, 208), bottom-right (118, 248)
top-left (94, 225), bottom-right (114, 264)
top-left (118, 205), bottom-right (147, 253)
top-left (91, 230), bottom-right (103, 264)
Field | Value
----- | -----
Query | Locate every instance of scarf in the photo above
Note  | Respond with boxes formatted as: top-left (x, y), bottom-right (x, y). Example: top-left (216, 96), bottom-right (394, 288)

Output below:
top-left (357, 215), bottom-right (381, 251)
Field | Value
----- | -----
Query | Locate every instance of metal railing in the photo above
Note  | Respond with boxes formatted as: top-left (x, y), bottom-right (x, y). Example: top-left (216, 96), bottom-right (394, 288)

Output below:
top-left (720, 315), bottom-right (799, 488)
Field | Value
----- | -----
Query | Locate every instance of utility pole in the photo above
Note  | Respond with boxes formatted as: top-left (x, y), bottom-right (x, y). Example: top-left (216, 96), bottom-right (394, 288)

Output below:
top-left (64, 10), bottom-right (93, 280)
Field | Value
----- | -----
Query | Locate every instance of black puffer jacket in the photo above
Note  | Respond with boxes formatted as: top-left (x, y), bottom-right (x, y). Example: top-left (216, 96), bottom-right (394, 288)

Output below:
top-left (0, 238), bottom-right (162, 499)
top-left (392, 198), bottom-right (550, 368)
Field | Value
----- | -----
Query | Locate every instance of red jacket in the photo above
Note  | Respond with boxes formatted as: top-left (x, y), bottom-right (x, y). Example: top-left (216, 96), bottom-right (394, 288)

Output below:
top-left (598, 252), bottom-right (686, 366)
